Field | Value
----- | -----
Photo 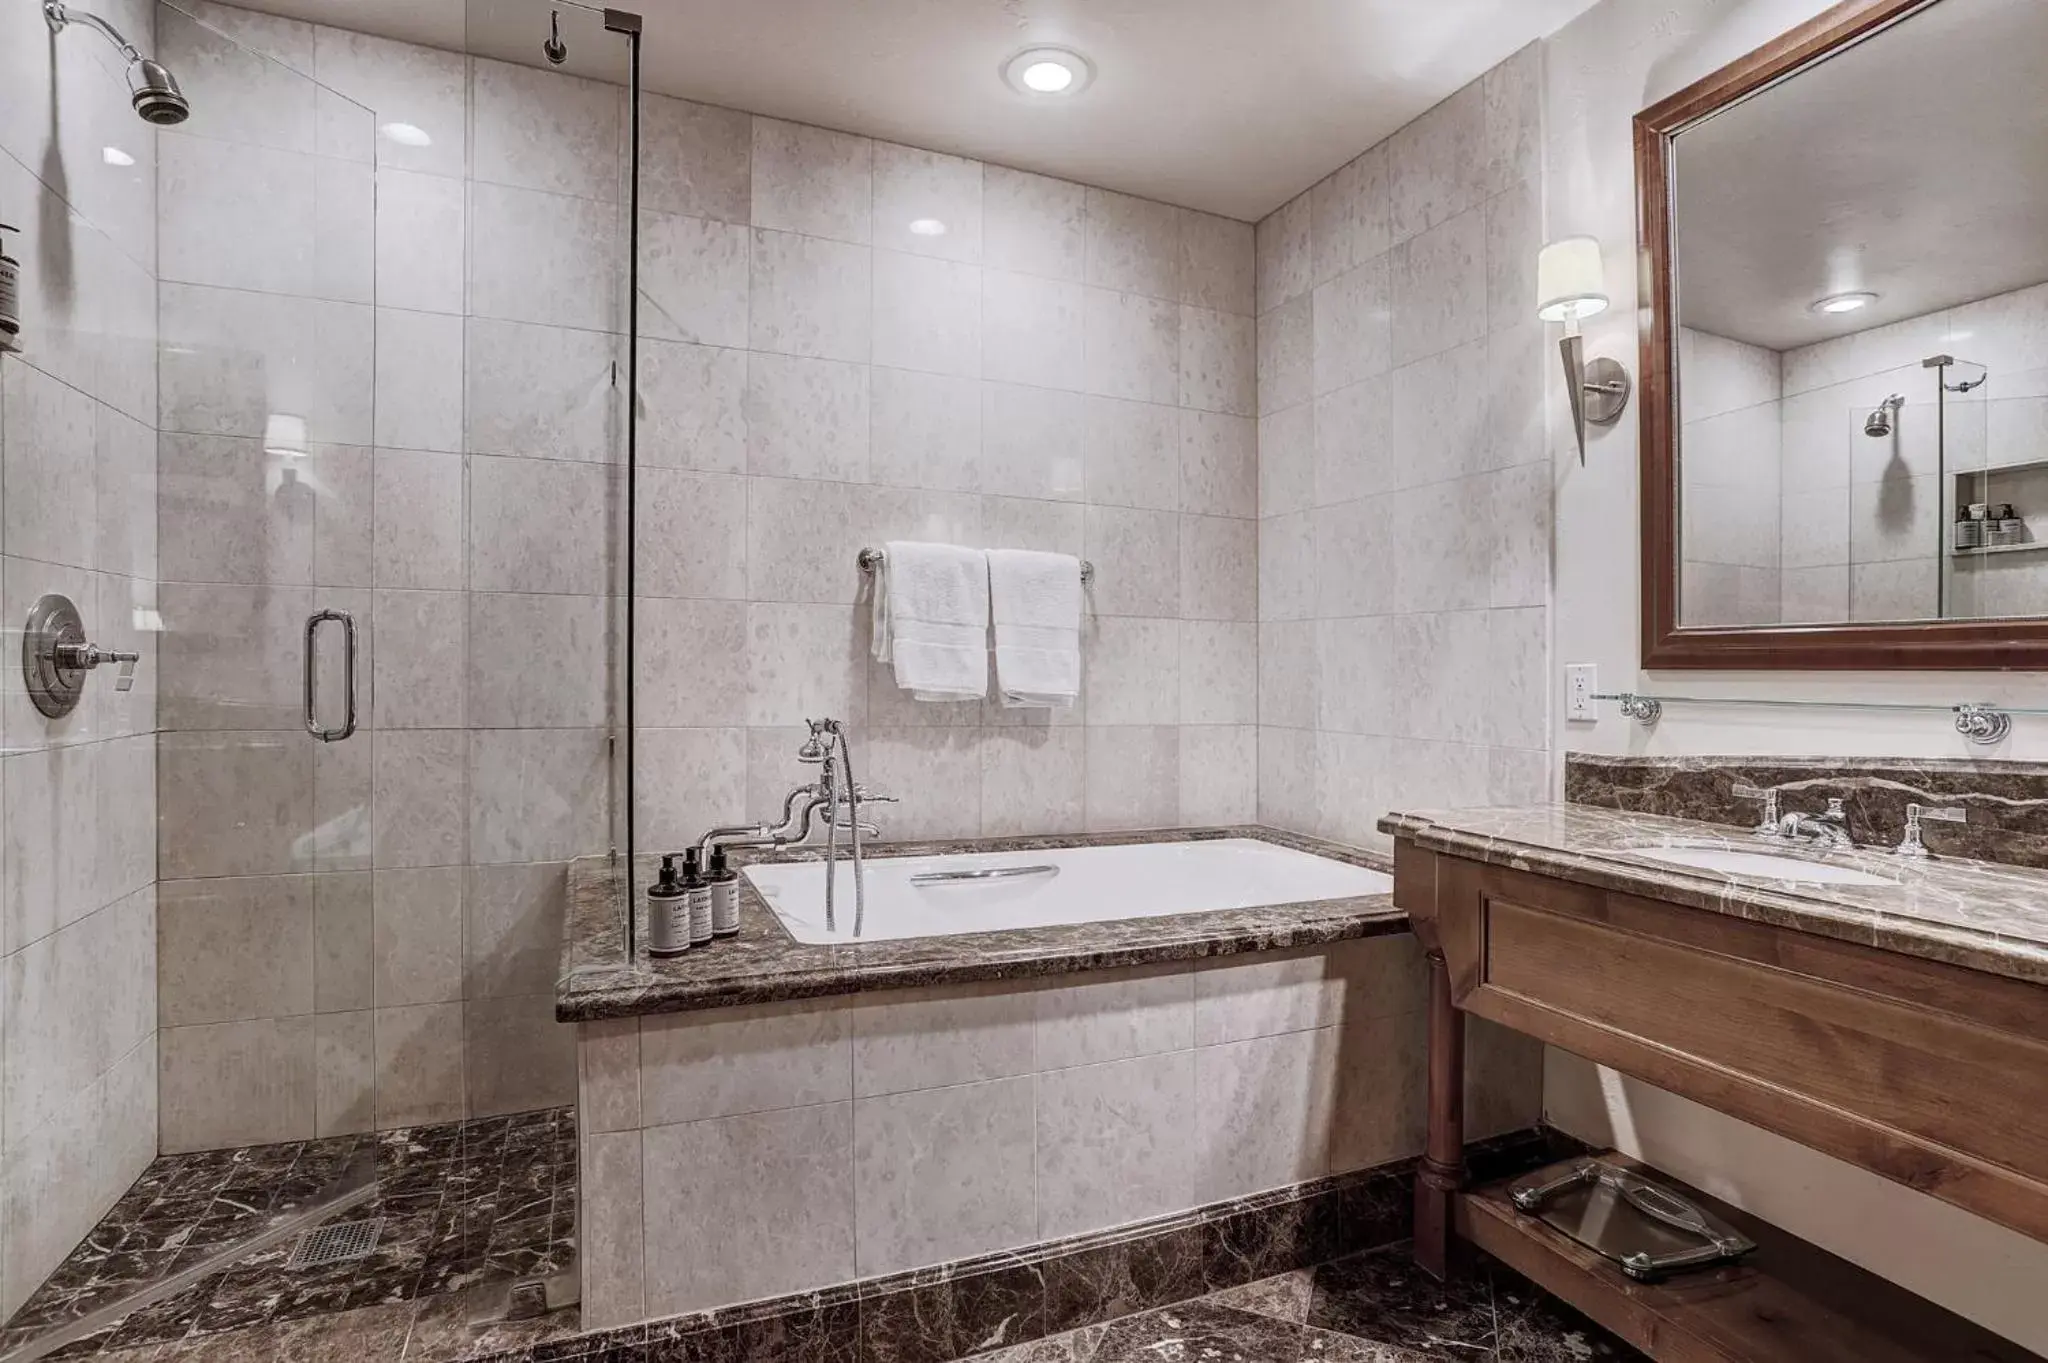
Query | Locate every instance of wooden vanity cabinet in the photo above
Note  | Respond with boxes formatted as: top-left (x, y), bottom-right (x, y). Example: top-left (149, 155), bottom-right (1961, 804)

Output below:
top-left (1393, 840), bottom-right (2048, 1363)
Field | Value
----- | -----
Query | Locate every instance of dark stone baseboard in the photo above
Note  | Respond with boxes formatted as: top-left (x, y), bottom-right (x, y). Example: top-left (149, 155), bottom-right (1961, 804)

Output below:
top-left (470, 1126), bottom-right (1585, 1363)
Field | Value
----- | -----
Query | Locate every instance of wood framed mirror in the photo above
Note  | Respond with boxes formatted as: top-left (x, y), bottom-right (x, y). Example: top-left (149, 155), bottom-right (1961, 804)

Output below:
top-left (1637, 0), bottom-right (2048, 669)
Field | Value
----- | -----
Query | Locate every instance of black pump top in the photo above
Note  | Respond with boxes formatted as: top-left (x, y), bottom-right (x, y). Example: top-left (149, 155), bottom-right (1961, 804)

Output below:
top-left (708, 846), bottom-right (732, 878)
top-left (653, 854), bottom-right (682, 893)
top-left (681, 846), bottom-right (704, 885)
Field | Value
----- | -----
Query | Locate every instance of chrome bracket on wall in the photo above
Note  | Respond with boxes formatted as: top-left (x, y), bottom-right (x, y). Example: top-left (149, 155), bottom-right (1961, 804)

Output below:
top-left (22, 592), bottom-right (139, 719)
top-left (1615, 693), bottom-right (1662, 724)
top-left (1954, 704), bottom-right (2012, 746)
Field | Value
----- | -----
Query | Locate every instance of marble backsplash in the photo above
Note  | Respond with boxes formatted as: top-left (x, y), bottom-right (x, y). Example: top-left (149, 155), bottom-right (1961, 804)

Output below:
top-left (1565, 753), bottom-right (2048, 870)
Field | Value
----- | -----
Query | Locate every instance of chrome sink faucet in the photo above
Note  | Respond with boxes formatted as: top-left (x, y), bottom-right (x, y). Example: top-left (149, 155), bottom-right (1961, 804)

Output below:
top-left (1777, 797), bottom-right (1854, 850)
top-left (1895, 802), bottom-right (1966, 858)
top-left (1731, 783), bottom-right (1781, 838)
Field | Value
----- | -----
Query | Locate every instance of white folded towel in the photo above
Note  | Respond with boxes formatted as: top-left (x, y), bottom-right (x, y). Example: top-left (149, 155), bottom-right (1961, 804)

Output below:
top-left (988, 549), bottom-right (1082, 709)
top-left (870, 540), bottom-right (989, 702)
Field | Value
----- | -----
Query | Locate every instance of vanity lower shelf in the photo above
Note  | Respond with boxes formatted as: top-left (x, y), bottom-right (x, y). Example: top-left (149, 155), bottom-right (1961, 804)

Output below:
top-left (1461, 1154), bottom-right (2038, 1363)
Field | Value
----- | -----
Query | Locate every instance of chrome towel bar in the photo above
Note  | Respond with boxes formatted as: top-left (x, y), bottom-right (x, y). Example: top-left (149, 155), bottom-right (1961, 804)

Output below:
top-left (858, 547), bottom-right (1094, 586)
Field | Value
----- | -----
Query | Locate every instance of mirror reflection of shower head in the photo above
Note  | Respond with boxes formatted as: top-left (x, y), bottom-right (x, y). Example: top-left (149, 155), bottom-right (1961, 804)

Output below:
top-left (1864, 394), bottom-right (1904, 438)
top-left (42, 0), bottom-right (190, 125)
top-left (543, 10), bottom-right (568, 65)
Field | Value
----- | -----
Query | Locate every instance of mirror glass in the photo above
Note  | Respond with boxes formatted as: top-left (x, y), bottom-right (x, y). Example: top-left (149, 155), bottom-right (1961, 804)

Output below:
top-left (1669, 0), bottom-right (2048, 628)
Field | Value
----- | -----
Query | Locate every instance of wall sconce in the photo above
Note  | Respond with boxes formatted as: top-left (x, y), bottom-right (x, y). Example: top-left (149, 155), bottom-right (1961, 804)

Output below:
top-left (1536, 236), bottom-right (1630, 463)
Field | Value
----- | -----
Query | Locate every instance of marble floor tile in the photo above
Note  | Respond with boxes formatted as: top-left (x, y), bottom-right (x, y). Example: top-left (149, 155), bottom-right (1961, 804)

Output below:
top-left (5, 1110), bottom-right (581, 1360)
top-left (969, 1242), bottom-right (1643, 1363)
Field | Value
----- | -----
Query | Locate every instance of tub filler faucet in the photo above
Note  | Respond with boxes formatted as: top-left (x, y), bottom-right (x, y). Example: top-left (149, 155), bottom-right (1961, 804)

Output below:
top-left (688, 718), bottom-right (894, 937)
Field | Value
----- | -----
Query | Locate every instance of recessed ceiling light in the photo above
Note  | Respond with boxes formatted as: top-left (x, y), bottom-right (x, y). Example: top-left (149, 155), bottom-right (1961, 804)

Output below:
top-left (1811, 291), bottom-right (1877, 315)
top-left (908, 218), bottom-right (947, 237)
top-left (1002, 46), bottom-right (1093, 97)
top-left (378, 121), bottom-right (433, 148)
top-left (101, 146), bottom-right (134, 167)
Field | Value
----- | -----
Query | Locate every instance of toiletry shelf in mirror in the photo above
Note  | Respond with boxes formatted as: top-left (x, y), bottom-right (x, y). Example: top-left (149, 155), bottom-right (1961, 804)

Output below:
top-left (1950, 541), bottom-right (2045, 560)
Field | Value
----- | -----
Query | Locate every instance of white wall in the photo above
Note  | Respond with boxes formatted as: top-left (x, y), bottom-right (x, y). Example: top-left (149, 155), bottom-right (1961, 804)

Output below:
top-left (0, 0), bottom-right (161, 1316)
top-left (1544, 0), bottom-right (2048, 1348)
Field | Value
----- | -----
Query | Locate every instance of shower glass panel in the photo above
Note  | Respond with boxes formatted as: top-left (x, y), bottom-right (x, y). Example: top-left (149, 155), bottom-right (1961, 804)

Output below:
top-left (465, 0), bottom-right (643, 955)
top-left (151, 0), bottom-right (382, 1158)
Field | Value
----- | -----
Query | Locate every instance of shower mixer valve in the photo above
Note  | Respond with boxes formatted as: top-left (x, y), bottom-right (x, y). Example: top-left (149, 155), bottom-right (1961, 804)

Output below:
top-left (22, 593), bottom-right (140, 718)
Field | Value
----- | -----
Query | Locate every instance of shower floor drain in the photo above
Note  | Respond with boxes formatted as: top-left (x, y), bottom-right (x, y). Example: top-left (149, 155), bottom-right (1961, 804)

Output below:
top-left (284, 1217), bottom-right (382, 1270)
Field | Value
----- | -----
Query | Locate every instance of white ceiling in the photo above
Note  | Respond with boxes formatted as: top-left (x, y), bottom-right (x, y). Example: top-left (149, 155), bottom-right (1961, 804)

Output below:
top-left (1674, 0), bottom-right (2048, 352)
top-left (225, 0), bottom-right (1599, 221)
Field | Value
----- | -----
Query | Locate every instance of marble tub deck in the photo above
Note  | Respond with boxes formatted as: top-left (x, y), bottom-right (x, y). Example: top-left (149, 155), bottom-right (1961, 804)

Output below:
top-left (558, 827), bottom-right (1402, 1023)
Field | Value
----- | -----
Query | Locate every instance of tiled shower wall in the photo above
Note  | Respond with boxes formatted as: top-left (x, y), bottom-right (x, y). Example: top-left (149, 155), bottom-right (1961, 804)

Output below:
top-left (626, 109), bottom-right (1261, 849)
top-left (151, 2), bottom-right (618, 1150)
top-left (1255, 46), bottom-right (1553, 846)
top-left (0, 0), bottom-right (161, 1314)
top-left (1777, 278), bottom-right (2048, 622)
top-left (1678, 326), bottom-right (1782, 626)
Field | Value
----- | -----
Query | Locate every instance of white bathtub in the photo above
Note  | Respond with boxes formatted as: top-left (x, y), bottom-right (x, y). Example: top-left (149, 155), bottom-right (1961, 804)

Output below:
top-left (742, 837), bottom-right (1392, 944)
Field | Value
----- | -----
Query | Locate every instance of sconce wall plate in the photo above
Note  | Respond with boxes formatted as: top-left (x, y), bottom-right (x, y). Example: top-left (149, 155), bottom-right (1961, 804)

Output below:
top-left (1557, 334), bottom-right (1632, 464)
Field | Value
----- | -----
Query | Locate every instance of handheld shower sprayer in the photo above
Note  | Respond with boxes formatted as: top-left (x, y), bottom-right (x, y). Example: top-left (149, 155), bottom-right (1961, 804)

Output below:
top-left (543, 10), bottom-right (568, 65)
top-left (43, 0), bottom-right (189, 125)
top-left (1864, 394), bottom-right (1904, 438)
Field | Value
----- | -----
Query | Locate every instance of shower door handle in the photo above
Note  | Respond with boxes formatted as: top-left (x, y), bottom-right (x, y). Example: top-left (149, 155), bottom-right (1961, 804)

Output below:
top-left (304, 609), bottom-right (357, 742)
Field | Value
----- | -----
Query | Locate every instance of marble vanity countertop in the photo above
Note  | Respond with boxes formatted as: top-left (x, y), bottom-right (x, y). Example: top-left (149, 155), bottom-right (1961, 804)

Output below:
top-left (555, 826), bottom-right (1401, 1022)
top-left (1379, 803), bottom-right (2048, 986)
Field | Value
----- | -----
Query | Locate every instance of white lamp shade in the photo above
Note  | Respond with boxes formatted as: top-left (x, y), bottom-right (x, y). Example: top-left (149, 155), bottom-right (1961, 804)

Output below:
top-left (263, 413), bottom-right (308, 457)
top-left (1536, 236), bottom-right (1609, 322)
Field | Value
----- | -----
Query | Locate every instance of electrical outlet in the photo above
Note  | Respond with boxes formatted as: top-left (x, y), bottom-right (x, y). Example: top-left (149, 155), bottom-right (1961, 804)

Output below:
top-left (1565, 664), bottom-right (1598, 722)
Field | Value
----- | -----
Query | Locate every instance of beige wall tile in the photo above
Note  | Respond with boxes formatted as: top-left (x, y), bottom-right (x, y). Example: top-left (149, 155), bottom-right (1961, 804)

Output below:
top-left (372, 1002), bottom-right (465, 1128)
top-left (850, 982), bottom-right (1036, 1098)
top-left (465, 994), bottom-right (575, 1117)
top-left (371, 867), bottom-right (464, 1007)
top-left (157, 875), bottom-right (314, 1027)
top-left (643, 1102), bottom-right (855, 1315)
top-left (315, 1009), bottom-right (375, 1137)
top-left (1036, 1051), bottom-right (1195, 1240)
top-left (1035, 964), bottom-right (1194, 1072)
top-left (853, 1076), bottom-right (1035, 1276)
top-left (160, 1015), bottom-right (316, 1152)
top-left (579, 1019), bottom-right (642, 1134)
top-left (1191, 1027), bottom-right (1338, 1202)
top-left (581, 1130), bottom-right (646, 1329)
top-left (641, 997), bottom-right (850, 1126)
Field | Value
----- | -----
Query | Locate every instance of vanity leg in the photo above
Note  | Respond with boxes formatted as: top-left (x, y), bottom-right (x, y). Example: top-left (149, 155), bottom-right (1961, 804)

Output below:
top-left (1415, 946), bottom-right (1466, 1280)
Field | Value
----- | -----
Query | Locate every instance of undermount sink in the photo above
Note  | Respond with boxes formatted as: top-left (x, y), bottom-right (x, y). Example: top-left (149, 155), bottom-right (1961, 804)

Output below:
top-left (1621, 843), bottom-right (1901, 887)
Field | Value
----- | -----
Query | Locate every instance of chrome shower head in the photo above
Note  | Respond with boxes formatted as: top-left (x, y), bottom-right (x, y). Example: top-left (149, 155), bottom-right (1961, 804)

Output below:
top-left (1864, 394), bottom-right (1904, 437)
top-left (542, 9), bottom-right (568, 65)
top-left (44, 1), bottom-right (190, 125)
top-left (128, 57), bottom-right (190, 125)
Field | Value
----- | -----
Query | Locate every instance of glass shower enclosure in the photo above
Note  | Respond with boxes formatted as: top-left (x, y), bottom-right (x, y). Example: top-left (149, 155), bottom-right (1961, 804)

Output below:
top-left (0, 0), bottom-right (642, 1355)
